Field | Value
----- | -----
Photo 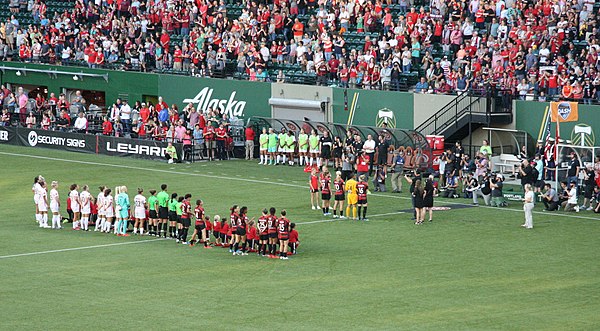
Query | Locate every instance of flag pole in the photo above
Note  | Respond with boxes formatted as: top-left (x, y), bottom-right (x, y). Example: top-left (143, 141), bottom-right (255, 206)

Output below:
top-left (537, 106), bottom-right (550, 142)
top-left (555, 105), bottom-right (560, 189)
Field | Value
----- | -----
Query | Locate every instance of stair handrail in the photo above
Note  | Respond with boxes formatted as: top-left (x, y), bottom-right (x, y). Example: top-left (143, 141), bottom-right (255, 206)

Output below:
top-left (415, 91), bottom-right (487, 136)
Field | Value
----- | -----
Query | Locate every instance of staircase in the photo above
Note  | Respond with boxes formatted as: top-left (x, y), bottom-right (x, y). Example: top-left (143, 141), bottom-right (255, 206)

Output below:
top-left (415, 91), bottom-right (512, 142)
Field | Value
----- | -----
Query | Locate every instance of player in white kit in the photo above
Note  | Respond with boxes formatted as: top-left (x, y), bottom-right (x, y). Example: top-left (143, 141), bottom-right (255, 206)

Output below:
top-left (95, 186), bottom-right (106, 232)
top-left (79, 185), bottom-right (92, 231)
top-left (133, 188), bottom-right (147, 235)
top-left (37, 179), bottom-right (50, 228)
top-left (49, 181), bottom-right (61, 229)
top-left (101, 188), bottom-right (114, 233)
top-left (31, 175), bottom-right (43, 223)
top-left (69, 184), bottom-right (81, 230)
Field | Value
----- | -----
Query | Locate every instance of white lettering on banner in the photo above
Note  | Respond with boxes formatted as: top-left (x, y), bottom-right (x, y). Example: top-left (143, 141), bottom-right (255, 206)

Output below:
top-left (182, 87), bottom-right (247, 118)
top-left (106, 142), bottom-right (166, 157)
top-left (27, 130), bottom-right (85, 148)
top-left (0, 131), bottom-right (8, 141)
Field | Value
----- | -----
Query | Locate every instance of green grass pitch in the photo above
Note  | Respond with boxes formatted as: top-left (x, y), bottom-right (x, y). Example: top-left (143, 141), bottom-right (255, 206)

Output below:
top-left (0, 144), bottom-right (599, 330)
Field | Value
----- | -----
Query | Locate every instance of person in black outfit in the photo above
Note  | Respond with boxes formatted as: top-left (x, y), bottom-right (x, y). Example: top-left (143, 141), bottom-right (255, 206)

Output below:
top-left (452, 141), bottom-right (464, 159)
top-left (423, 175), bottom-right (435, 222)
top-left (413, 179), bottom-right (425, 225)
top-left (518, 159), bottom-right (534, 189)
top-left (582, 165), bottom-right (596, 210)
top-left (319, 131), bottom-right (333, 166)
top-left (376, 135), bottom-right (390, 174)
top-left (405, 169), bottom-right (422, 220)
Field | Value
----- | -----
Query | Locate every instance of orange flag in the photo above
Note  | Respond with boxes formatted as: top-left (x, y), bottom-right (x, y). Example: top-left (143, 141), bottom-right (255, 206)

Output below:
top-left (550, 101), bottom-right (578, 122)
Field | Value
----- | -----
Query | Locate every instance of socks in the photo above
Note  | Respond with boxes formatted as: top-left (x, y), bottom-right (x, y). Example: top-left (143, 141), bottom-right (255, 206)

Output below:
top-left (346, 206), bottom-right (350, 217)
top-left (309, 157), bottom-right (313, 165)
top-left (35, 214), bottom-right (41, 223)
top-left (352, 207), bottom-right (357, 219)
top-left (139, 227), bottom-right (144, 235)
top-left (181, 228), bottom-right (188, 243)
top-left (340, 210), bottom-right (344, 217)
top-left (282, 155), bottom-right (287, 164)
top-left (276, 155), bottom-right (281, 164)
top-left (362, 207), bottom-right (367, 219)
top-left (233, 242), bottom-right (239, 252)
top-left (333, 210), bottom-right (337, 216)
top-left (81, 217), bottom-right (88, 230)
top-left (357, 206), bottom-right (362, 218)
top-left (242, 242), bottom-right (247, 252)
top-left (103, 221), bottom-right (111, 232)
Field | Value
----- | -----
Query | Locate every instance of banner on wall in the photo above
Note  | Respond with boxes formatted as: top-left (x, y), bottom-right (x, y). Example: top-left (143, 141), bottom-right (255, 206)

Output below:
top-left (98, 135), bottom-right (183, 161)
top-left (0, 126), bottom-right (16, 144)
top-left (16, 128), bottom-right (96, 153)
top-left (550, 101), bottom-right (579, 122)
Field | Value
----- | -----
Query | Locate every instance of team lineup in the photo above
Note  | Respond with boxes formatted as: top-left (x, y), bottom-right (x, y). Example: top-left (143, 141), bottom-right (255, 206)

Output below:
top-left (31, 176), bottom-right (300, 260)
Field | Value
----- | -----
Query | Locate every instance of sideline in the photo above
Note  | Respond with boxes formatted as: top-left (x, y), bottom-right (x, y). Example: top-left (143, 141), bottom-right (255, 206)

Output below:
top-left (297, 211), bottom-right (405, 225)
top-left (0, 238), bottom-right (164, 260)
top-left (2, 150), bottom-right (598, 221)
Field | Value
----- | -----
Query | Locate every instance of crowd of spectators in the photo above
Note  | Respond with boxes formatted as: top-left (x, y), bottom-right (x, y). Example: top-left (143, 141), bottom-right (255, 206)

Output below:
top-left (0, 0), bottom-right (599, 102)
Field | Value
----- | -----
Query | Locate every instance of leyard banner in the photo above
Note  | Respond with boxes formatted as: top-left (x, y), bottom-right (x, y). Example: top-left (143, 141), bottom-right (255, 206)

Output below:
top-left (98, 135), bottom-right (183, 161)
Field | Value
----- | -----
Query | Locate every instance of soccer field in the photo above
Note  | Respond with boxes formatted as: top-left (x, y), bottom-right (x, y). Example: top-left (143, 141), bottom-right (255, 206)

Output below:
top-left (0, 144), bottom-right (599, 330)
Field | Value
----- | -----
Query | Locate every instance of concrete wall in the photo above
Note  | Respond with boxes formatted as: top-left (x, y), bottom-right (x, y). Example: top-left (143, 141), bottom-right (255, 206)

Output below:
top-left (271, 83), bottom-right (333, 122)
top-left (413, 93), bottom-right (456, 128)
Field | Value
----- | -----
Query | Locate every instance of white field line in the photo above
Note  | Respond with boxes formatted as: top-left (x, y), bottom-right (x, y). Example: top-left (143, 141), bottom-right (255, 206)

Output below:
top-left (0, 238), bottom-right (164, 260)
top-left (1, 150), bottom-right (598, 221)
top-left (297, 211), bottom-right (405, 225)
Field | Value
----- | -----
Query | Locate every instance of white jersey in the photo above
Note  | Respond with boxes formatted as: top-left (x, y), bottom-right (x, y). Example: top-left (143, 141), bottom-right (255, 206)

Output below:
top-left (97, 192), bottom-right (106, 214)
top-left (104, 195), bottom-right (114, 218)
top-left (69, 190), bottom-right (80, 212)
top-left (33, 182), bottom-right (44, 203)
top-left (50, 188), bottom-right (60, 213)
top-left (134, 194), bottom-right (147, 219)
top-left (80, 191), bottom-right (92, 213)
top-left (37, 187), bottom-right (48, 212)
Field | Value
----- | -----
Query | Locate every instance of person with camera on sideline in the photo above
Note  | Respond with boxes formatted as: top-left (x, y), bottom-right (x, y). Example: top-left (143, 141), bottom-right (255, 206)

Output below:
top-left (518, 159), bottom-right (535, 190)
top-left (472, 172), bottom-right (492, 206)
top-left (490, 174), bottom-right (507, 207)
top-left (541, 183), bottom-right (559, 211)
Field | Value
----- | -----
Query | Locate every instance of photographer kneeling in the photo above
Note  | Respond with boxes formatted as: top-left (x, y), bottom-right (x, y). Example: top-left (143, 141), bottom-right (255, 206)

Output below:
top-left (440, 170), bottom-right (459, 198)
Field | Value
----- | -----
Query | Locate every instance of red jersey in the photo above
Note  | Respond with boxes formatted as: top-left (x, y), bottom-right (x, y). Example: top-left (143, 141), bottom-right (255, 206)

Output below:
top-left (215, 127), bottom-right (227, 141)
top-left (257, 216), bottom-right (268, 235)
top-left (205, 219), bottom-right (212, 231)
top-left (334, 179), bottom-right (345, 196)
top-left (357, 181), bottom-right (368, 200)
top-left (181, 200), bottom-right (191, 219)
top-left (289, 229), bottom-right (299, 243)
top-left (230, 212), bottom-right (238, 231)
top-left (204, 126), bottom-right (215, 140)
top-left (221, 222), bottom-right (229, 235)
top-left (194, 206), bottom-right (204, 225)
top-left (309, 175), bottom-right (319, 190)
top-left (247, 226), bottom-right (258, 240)
top-left (277, 217), bottom-right (290, 236)
top-left (320, 177), bottom-right (331, 194)
top-left (237, 214), bottom-right (248, 228)
top-left (213, 220), bottom-right (222, 233)
top-left (267, 215), bottom-right (278, 234)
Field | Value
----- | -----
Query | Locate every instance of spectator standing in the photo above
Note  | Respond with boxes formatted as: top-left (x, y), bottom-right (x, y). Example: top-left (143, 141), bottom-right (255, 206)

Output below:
top-left (245, 125), bottom-right (256, 160)
top-left (522, 184), bottom-right (534, 229)
top-left (362, 134), bottom-right (376, 176)
top-left (120, 100), bottom-right (132, 133)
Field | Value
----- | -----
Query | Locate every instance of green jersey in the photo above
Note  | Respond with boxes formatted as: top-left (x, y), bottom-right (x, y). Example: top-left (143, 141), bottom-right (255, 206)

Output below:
top-left (309, 135), bottom-right (320, 150)
top-left (259, 133), bottom-right (269, 149)
top-left (175, 202), bottom-right (182, 216)
top-left (168, 198), bottom-right (178, 212)
top-left (157, 191), bottom-right (169, 208)
top-left (148, 195), bottom-right (158, 211)
top-left (278, 133), bottom-right (287, 147)
top-left (298, 133), bottom-right (309, 149)
top-left (268, 133), bottom-right (278, 148)
top-left (286, 134), bottom-right (295, 147)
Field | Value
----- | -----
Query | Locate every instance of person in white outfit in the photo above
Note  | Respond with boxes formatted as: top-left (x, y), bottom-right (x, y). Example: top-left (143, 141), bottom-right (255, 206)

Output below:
top-left (69, 184), bottom-right (81, 229)
top-left (95, 186), bottom-right (106, 232)
top-left (32, 175), bottom-right (44, 224)
top-left (49, 181), bottom-right (61, 229)
top-left (79, 185), bottom-right (92, 231)
top-left (37, 179), bottom-right (50, 228)
top-left (522, 184), bottom-right (534, 229)
top-left (102, 188), bottom-right (114, 233)
top-left (133, 188), bottom-right (147, 235)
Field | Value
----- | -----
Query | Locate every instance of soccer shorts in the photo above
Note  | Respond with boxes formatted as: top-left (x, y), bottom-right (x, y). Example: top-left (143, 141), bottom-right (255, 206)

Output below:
top-left (285, 148), bottom-right (294, 153)
top-left (71, 203), bottom-right (80, 213)
top-left (105, 208), bottom-right (114, 218)
top-left (310, 148), bottom-right (319, 154)
top-left (269, 232), bottom-right (278, 239)
top-left (358, 199), bottom-right (367, 205)
top-left (268, 146), bottom-right (277, 153)
top-left (348, 194), bottom-right (358, 205)
top-left (321, 193), bottom-right (331, 201)
top-left (181, 217), bottom-right (191, 227)
top-left (335, 194), bottom-right (346, 201)
top-left (149, 210), bottom-right (158, 219)
top-left (236, 228), bottom-right (246, 236)
top-left (168, 211), bottom-right (177, 222)
top-left (119, 209), bottom-right (129, 219)
top-left (81, 206), bottom-right (91, 214)
top-left (158, 207), bottom-right (168, 219)
top-left (50, 202), bottom-right (60, 213)
top-left (135, 208), bottom-right (146, 219)
top-left (278, 234), bottom-right (289, 241)
top-left (310, 188), bottom-right (319, 193)
top-left (37, 200), bottom-right (48, 212)
top-left (260, 234), bottom-right (269, 241)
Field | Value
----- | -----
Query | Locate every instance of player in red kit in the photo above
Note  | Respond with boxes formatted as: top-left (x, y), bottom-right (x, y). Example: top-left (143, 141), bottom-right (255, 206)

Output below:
top-left (190, 200), bottom-right (211, 248)
top-left (178, 194), bottom-right (192, 244)
top-left (257, 208), bottom-right (269, 256)
top-left (228, 205), bottom-right (239, 252)
top-left (277, 210), bottom-right (291, 260)
top-left (246, 220), bottom-right (258, 252)
top-left (309, 168), bottom-right (320, 210)
top-left (233, 206), bottom-right (251, 256)
top-left (320, 170), bottom-right (332, 216)
top-left (333, 171), bottom-right (346, 219)
top-left (356, 175), bottom-right (369, 221)
top-left (267, 207), bottom-right (278, 258)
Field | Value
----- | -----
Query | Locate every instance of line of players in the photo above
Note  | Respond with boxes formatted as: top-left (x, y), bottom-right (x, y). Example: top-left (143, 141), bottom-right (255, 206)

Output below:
top-left (308, 167), bottom-right (370, 221)
top-left (257, 127), bottom-right (333, 168)
top-left (32, 177), bottom-right (299, 259)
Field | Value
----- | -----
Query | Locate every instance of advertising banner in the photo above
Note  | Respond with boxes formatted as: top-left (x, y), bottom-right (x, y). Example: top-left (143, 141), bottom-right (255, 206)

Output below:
top-left (15, 128), bottom-right (96, 153)
top-left (98, 135), bottom-right (183, 161)
top-left (550, 101), bottom-right (579, 122)
top-left (0, 126), bottom-right (16, 144)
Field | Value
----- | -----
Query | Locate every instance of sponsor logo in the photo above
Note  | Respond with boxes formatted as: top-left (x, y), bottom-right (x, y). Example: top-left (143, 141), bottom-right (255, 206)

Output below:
top-left (0, 130), bottom-right (8, 141)
top-left (286, 123), bottom-right (299, 132)
top-left (571, 124), bottom-right (595, 147)
top-left (183, 87), bottom-right (247, 118)
top-left (557, 102), bottom-right (572, 121)
top-left (106, 142), bottom-right (166, 157)
top-left (27, 130), bottom-right (86, 148)
top-left (376, 108), bottom-right (396, 128)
